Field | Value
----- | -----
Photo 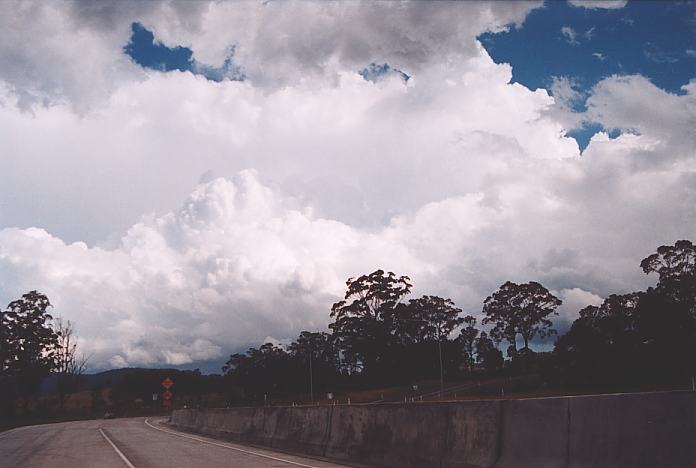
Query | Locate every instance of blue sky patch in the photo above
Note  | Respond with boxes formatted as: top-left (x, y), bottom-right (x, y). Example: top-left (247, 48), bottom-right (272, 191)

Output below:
top-left (480, 0), bottom-right (696, 150)
top-left (360, 63), bottom-right (410, 83)
top-left (124, 22), bottom-right (243, 82)
top-left (124, 23), bottom-right (193, 73)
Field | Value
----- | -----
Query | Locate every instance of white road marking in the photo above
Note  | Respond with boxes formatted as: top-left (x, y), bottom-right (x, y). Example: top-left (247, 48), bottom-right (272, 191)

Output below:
top-left (99, 427), bottom-right (136, 468)
top-left (144, 418), bottom-right (322, 468)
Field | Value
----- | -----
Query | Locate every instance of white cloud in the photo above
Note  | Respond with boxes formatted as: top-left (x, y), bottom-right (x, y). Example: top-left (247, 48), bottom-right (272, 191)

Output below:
top-left (568, 0), bottom-right (628, 9)
top-left (561, 26), bottom-right (598, 46)
top-left (0, 1), bottom-right (694, 370)
top-left (0, 0), bottom-right (541, 109)
top-left (3, 118), bottom-right (694, 369)
top-left (557, 288), bottom-right (604, 328)
top-left (586, 75), bottom-right (696, 157)
top-left (561, 26), bottom-right (579, 45)
top-left (592, 52), bottom-right (606, 60)
top-left (545, 76), bottom-right (586, 129)
top-left (0, 46), bottom-right (579, 244)
top-left (138, 1), bottom-right (541, 87)
top-left (0, 1), bottom-right (142, 111)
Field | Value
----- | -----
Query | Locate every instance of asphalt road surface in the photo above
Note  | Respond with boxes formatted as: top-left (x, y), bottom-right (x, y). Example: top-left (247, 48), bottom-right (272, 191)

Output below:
top-left (0, 417), bottom-right (349, 467)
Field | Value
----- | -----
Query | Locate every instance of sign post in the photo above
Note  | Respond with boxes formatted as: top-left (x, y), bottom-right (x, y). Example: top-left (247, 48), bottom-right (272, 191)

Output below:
top-left (162, 377), bottom-right (174, 412)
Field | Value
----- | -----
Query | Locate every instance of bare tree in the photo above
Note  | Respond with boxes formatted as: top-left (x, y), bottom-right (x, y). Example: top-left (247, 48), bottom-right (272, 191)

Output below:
top-left (54, 318), bottom-right (90, 409)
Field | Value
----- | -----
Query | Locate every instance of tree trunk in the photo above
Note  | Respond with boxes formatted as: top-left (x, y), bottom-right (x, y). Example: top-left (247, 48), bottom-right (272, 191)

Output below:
top-left (522, 335), bottom-right (530, 372)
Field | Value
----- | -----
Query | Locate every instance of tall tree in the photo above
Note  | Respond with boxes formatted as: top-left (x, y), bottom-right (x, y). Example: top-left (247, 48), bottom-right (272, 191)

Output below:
top-left (393, 295), bottom-right (463, 391)
top-left (556, 293), bottom-right (643, 358)
top-left (288, 331), bottom-right (337, 365)
top-left (553, 292), bottom-right (645, 385)
top-left (1, 291), bottom-right (60, 395)
top-left (640, 239), bottom-right (696, 307)
top-left (223, 342), bottom-right (292, 401)
top-left (456, 315), bottom-right (479, 372)
top-left (396, 295), bottom-right (464, 342)
top-left (474, 331), bottom-right (503, 371)
top-left (288, 331), bottom-right (339, 398)
top-left (482, 281), bottom-right (562, 353)
top-left (329, 270), bottom-right (412, 375)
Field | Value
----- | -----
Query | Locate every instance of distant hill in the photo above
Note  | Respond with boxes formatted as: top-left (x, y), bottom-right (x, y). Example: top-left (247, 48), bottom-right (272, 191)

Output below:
top-left (39, 367), bottom-right (205, 396)
top-left (38, 357), bottom-right (229, 397)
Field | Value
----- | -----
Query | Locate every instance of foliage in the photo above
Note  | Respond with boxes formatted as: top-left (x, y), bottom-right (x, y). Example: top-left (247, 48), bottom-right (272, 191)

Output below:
top-left (456, 315), bottom-right (479, 372)
top-left (553, 240), bottom-right (696, 387)
top-left (329, 270), bottom-right (412, 376)
top-left (389, 295), bottom-right (465, 383)
top-left (11, 239), bottom-right (696, 410)
top-left (0, 291), bottom-right (63, 418)
top-left (1, 291), bottom-right (60, 393)
top-left (640, 239), bottom-right (696, 307)
top-left (288, 331), bottom-right (337, 365)
top-left (288, 331), bottom-right (340, 396)
top-left (482, 281), bottom-right (562, 351)
top-left (553, 293), bottom-right (642, 384)
top-left (474, 332), bottom-right (503, 371)
top-left (223, 343), bottom-right (294, 400)
top-left (395, 295), bottom-right (464, 343)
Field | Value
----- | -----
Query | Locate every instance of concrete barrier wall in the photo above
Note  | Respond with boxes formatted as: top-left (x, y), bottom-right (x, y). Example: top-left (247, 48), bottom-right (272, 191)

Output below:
top-left (170, 391), bottom-right (696, 468)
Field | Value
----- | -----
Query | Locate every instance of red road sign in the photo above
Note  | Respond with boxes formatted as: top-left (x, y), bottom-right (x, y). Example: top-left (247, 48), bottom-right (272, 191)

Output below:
top-left (163, 390), bottom-right (173, 400)
top-left (162, 377), bottom-right (174, 389)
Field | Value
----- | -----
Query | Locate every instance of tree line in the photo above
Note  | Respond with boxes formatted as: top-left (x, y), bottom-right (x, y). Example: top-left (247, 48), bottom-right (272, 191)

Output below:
top-left (223, 239), bottom-right (696, 400)
top-left (1, 239), bottom-right (694, 412)
top-left (553, 239), bottom-right (696, 387)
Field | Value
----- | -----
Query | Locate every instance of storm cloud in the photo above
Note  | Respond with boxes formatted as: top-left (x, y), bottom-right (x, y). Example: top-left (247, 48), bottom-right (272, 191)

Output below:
top-left (0, 1), bottom-right (693, 368)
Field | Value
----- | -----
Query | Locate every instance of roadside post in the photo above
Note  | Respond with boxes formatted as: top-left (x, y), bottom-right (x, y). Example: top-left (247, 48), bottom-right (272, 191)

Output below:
top-left (162, 377), bottom-right (174, 413)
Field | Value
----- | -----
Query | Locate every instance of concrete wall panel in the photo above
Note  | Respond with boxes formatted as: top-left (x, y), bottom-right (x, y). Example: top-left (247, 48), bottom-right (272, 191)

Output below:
top-left (495, 397), bottom-right (569, 468)
top-left (170, 391), bottom-right (696, 468)
top-left (568, 392), bottom-right (696, 468)
top-left (442, 401), bottom-right (501, 468)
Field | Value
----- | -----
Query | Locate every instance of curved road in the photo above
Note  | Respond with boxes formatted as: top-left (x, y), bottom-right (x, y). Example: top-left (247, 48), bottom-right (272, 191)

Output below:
top-left (0, 417), bottom-right (349, 467)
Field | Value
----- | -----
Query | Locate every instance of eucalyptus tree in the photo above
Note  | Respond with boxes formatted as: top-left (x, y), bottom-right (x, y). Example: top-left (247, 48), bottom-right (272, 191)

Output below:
top-left (474, 331), bottom-right (503, 371)
top-left (456, 315), bottom-right (479, 372)
top-left (1, 291), bottom-right (61, 399)
top-left (396, 295), bottom-right (464, 342)
top-left (329, 269), bottom-right (412, 376)
top-left (641, 239), bottom-right (696, 308)
top-left (288, 331), bottom-right (339, 400)
top-left (482, 281), bottom-right (561, 353)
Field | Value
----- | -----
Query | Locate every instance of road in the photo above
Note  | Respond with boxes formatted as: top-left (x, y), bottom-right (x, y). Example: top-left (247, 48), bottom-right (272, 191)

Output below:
top-left (0, 417), bottom-right (349, 467)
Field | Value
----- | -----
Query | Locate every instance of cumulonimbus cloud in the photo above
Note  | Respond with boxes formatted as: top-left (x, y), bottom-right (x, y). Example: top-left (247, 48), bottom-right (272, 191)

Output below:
top-left (0, 0), bottom-right (541, 110)
top-left (0, 1), bottom-right (693, 369)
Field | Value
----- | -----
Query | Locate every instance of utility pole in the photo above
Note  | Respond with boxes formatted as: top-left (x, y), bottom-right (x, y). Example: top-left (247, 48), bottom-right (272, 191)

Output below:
top-left (403, 317), bottom-right (445, 399)
top-left (309, 340), bottom-right (314, 403)
top-left (437, 326), bottom-right (444, 399)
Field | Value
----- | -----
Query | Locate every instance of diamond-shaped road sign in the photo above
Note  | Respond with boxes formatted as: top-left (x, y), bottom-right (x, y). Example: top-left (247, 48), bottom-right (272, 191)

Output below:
top-left (162, 377), bottom-right (174, 389)
top-left (163, 390), bottom-right (173, 400)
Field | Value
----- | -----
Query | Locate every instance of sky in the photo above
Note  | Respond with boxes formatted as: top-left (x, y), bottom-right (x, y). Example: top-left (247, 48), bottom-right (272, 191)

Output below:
top-left (0, 0), bottom-right (694, 372)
